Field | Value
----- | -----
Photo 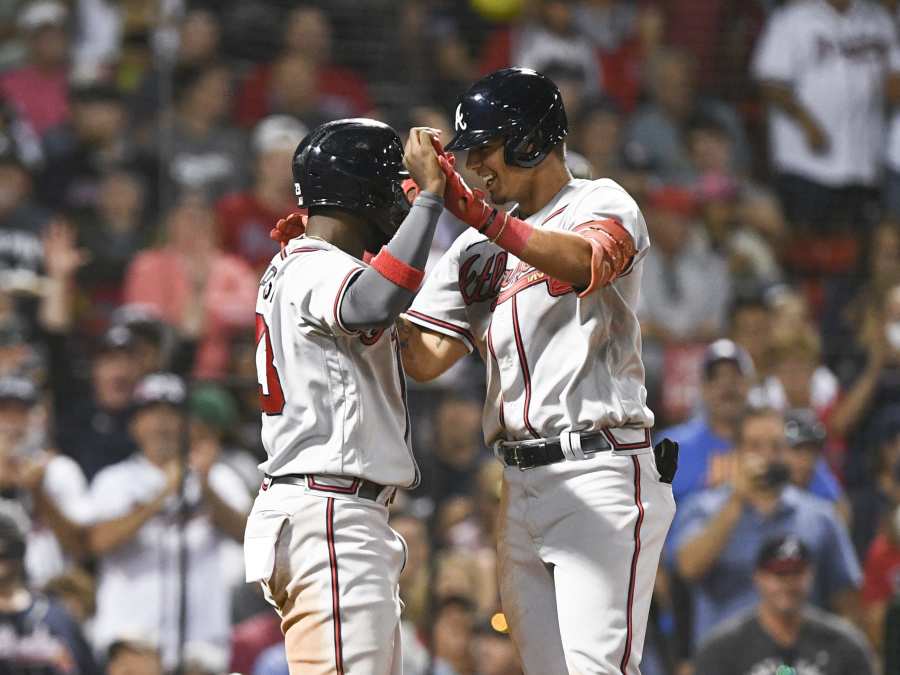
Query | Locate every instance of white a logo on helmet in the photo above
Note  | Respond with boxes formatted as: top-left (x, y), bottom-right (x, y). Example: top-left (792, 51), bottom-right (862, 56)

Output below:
top-left (294, 182), bottom-right (303, 205)
top-left (455, 104), bottom-right (467, 131)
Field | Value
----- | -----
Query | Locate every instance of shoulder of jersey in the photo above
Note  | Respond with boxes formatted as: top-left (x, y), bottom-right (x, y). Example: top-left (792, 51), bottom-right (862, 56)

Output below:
top-left (566, 177), bottom-right (639, 218)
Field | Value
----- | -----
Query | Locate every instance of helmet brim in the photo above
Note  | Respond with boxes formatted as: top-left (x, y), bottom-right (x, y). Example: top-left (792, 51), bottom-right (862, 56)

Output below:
top-left (445, 128), bottom-right (501, 152)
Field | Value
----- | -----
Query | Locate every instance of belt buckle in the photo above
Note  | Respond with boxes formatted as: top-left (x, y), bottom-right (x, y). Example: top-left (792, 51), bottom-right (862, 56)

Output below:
top-left (517, 441), bottom-right (545, 471)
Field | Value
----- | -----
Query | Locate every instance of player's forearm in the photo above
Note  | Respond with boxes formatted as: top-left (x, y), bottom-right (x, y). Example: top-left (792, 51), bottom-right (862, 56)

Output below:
top-left (676, 495), bottom-right (743, 581)
top-left (340, 192), bottom-right (443, 331)
top-left (397, 317), bottom-right (468, 382)
top-left (88, 494), bottom-right (166, 555)
top-left (517, 229), bottom-right (593, 288)
top-left (32, 488), bottom-right (88, 560)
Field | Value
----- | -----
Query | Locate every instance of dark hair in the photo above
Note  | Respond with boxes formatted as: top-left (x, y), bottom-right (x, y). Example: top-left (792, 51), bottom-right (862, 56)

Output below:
top-left (172, 62), bottom-right (227, 104)
top-left (727, 292), bottom-right (770, 329)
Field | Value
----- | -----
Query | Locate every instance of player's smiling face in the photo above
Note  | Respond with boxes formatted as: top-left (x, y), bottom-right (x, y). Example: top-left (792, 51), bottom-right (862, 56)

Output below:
top-left (466, 138), bottom-right (529, 205)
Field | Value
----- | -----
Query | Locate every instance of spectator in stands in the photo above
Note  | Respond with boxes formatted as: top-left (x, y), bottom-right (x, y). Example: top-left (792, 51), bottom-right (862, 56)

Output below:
top-left (427, 395), bottom-right (485, 509)
top-left (830, 282), bottom-right (900, 486)
top-left (87, 373), bottom-right (250, 669)
top-left (861, 500), bottom-right (900, 652)
top-left (752, 0), bottom-right (900, 233)
top-left (669, 406), bottom-right (862, 650)
top-left (851, 407), bottom-right (900, 561)
top-left (131, 6), bottom-right (222, 129)
top-left (105, 639), bottom-right (163, 675)
top-left (40, 82), bottom-right (136, 214)
top-left (0, 376), bottom-right (92, 586)
top-left (0, 501), bottom-right (97, 674)
top-left (694, 534), bottom-right (875, 674)
top-left (782, 408), bottom-right (848, 520)
top-left (663, 339), bottom-right (753, 501)
top-left (236, 5), bottom-right (373, 128)
top-left (754, 327), bottom-right (839, 419)
top-left (0, 147), bottom-right (51, 290)
top-left (157, 62), bottom-right (247, 204)
top-left (432, 595), bottom-right (476, 675)
top-left (478, 0), bottom-right (602, 98)
top-left (573, 97), bottom-right (632, 190)
top-left (74, 168), bottom-right (151, 322)
top-left (623, 47), bottom-right (749, 184)
top-left (729, 293), bottom-right (774, 382)
top-left (474, 615), bottom-right (522, 675)
top-left (216, 115), bottom-right (307, 273)
top-left (40, 223), bottom-right (140, 480)
top-left (123, 194), bottom-right (258, 380)
top-left (638, 186), bottom-right (731, 345)
top-left (822, 221), bottom-right (900, 380)
top-left (0, 1), bottom-right (70, 138)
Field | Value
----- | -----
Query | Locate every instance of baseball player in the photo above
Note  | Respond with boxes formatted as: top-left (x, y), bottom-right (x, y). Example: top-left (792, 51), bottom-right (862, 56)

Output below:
top-left (244, 119), bottom-right (446, 675)
top-left (399, 68), bottom-right (677, 674)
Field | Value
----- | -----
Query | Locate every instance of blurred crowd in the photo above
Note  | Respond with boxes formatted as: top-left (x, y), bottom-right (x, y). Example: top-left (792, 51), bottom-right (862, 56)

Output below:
top-left (1, 0), bottom-right (900, 673)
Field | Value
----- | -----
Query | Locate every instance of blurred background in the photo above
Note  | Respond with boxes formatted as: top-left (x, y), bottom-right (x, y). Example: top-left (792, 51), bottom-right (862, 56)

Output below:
top-left (1, 0), bottom-right (900, 673)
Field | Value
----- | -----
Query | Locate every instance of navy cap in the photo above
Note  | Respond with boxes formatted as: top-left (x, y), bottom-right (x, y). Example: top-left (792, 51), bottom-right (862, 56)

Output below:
top-left (702, 339), bottom-right (755, 380)
top-left (756, 535), bottom-right (811, 574)
top-left (132, 373), bottom-right (186, 409)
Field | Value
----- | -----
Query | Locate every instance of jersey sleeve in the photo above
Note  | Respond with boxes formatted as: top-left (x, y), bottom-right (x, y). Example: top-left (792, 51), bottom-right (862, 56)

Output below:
top-left (566, 180), bottom-right (650, 275)
top-left (279, 248), bottom-right (365, 337)
top-left (751, 9), bottom-right (797, 84)
top-left (404, 236), bottom-right (479, 354)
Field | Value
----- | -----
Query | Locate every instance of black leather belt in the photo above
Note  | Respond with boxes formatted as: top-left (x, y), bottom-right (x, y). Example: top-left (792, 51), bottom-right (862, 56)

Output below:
top-left (265, 474), bottom-right (391, 503)
top-left (500, 432), bottom-right (614, 469)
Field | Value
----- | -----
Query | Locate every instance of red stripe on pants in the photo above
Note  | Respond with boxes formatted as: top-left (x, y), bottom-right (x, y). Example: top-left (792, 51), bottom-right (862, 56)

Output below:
top-left (326, 498), bottom-right (345, 674)
top-left (620, 455), bottom-right (644, 674)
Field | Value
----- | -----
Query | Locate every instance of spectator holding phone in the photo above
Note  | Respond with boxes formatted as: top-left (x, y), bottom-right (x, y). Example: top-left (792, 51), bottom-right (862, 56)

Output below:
top-left (668, 406), bottom-right (862, 651)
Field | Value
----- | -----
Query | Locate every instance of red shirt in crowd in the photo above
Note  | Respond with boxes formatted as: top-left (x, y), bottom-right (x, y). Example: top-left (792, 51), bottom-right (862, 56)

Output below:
top-left (216, 192), bottom-right (293, 272)
top-left (235, 63), bottom-right (373, 128)
top-left (0, 65), bottom-right (69, 135)
top-left (861, 532), bottom-right (900, 606)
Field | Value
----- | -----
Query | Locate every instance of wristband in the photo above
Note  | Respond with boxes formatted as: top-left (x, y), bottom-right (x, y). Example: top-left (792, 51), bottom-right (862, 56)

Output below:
top-left (370, 247), bottom-right (425, 292)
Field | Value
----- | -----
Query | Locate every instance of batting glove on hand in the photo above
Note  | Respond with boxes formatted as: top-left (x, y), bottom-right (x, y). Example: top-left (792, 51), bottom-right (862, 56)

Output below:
top-left (270, 212), bottom-right (308, 248)
top-left (429, 137), bottom-right (502, 235)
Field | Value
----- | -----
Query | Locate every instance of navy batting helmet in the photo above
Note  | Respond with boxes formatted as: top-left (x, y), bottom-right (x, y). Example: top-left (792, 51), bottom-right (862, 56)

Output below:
top-left (445, 68), bottom-right (568, 168)
top-left (292, 119), bottom-right (410, 229)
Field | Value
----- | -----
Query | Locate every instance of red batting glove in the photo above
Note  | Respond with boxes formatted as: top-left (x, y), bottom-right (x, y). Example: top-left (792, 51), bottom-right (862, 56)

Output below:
top-left (434, 153), bottom-right (501, 234)
top-left (270, 211), bottom-right (308, 249)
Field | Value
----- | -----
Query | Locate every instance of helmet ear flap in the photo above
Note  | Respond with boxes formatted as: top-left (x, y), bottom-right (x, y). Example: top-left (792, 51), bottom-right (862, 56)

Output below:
top-left (504, 125), bottom-right (549, 168)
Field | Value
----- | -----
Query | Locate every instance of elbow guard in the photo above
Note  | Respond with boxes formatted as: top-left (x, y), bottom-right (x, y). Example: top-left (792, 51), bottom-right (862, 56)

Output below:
top-left (575, 219), bottom-right (637, 296)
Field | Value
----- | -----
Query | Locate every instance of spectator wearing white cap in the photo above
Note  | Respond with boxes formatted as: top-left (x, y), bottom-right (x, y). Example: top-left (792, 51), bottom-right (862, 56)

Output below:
top-left (0, 1), bottom-right (70, 137)
top-left (215, 115), bottom-right (308, 272)
top-left (86, 373), bottom-right (251, 669)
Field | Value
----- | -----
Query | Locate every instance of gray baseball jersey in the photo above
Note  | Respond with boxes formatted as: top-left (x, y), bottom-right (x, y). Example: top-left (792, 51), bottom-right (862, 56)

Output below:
top-left (407, 177), bottom-right (653, 444)
top-left (255, 236), bottom-right (418, 487)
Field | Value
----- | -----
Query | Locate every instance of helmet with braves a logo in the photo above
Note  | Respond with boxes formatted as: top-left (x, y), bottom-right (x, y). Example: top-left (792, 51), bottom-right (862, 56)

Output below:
top-left (291, 118), bottom-right (411, 231)
top-left (445, 67), bottom-right (568, 168)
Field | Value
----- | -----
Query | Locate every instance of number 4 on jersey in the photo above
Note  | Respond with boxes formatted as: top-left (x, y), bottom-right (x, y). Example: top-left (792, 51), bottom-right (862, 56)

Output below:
top-left (256, 314), bottom-right (285, 415)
